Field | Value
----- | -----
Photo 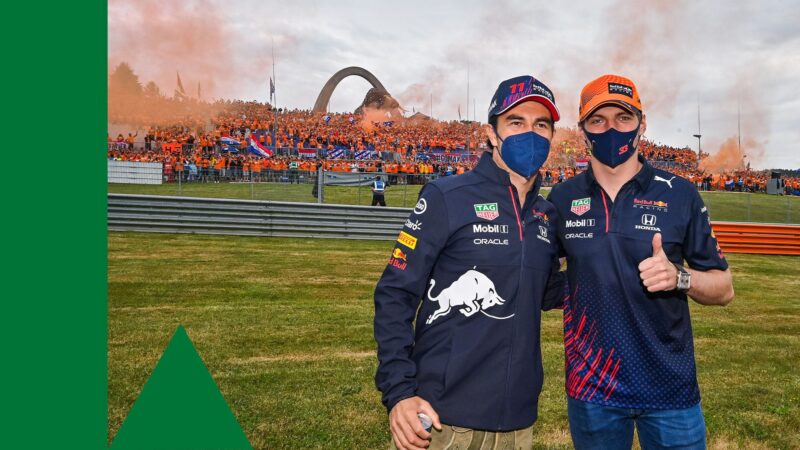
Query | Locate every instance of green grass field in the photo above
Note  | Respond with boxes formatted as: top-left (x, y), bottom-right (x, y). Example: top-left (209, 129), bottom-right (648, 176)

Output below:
top-left (108, 232), bottom-right (800, 449)
top-left (108, 182), bottom-right (800, 224)
top-left (107, 181), bottom-right (424, 208)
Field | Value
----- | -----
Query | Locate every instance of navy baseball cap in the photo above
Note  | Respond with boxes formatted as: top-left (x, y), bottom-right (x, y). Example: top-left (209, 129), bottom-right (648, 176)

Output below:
top-left (488, 75), bottom-right (560, 123)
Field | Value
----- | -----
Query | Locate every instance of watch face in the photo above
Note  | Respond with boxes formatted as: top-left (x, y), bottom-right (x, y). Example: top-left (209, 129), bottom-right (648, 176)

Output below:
top-left (678, 272), bottom-right (691, 290)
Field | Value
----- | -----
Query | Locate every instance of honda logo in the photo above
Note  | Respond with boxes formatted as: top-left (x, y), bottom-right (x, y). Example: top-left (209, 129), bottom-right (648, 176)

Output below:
top-left (641, 214), bottom-right (657, 226)
top-left (539, 225), bottom-right (547, 237)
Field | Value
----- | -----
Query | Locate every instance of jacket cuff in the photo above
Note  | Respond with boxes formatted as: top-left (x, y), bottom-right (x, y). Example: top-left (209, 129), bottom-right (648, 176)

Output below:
top-left (384, 389), bottom-right (418, 413)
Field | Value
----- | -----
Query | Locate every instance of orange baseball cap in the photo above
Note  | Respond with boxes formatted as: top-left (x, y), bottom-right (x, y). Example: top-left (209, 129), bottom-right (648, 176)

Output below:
top-left (578, 74), bottom-right (642, 122)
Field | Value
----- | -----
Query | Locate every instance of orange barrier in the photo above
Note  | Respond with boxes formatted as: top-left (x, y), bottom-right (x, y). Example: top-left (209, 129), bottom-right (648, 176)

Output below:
top-left (711, 221), bottom-right (800, 256)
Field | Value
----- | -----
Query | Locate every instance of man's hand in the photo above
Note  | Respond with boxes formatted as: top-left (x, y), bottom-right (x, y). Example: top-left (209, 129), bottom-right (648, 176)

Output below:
top-left (638, 233), bottom-right (678, 292)
top-left (389, 396), bottom-right (442, 450)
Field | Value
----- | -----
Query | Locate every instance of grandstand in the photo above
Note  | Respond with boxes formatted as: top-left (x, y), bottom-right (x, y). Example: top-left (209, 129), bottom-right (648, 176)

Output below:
top-left (108, 88), bottom-right (800, 195)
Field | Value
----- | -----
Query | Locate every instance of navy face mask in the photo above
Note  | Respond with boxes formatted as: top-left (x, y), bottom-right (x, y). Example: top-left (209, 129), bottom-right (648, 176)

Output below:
top-left (584, 125), bottom-right (640, 168)
top-left (495, 129), bottom-right (551, 179)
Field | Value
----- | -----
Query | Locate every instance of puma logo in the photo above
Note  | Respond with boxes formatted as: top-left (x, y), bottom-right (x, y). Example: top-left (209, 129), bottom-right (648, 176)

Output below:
top-left (654, 175), bottom-right (676, 188)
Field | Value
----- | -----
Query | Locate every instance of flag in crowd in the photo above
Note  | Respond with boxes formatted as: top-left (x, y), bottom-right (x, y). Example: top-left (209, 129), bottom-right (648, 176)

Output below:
top-left (175, 72), bottom-right (187, 99)
top-left (248, 136), bottom-right (273, 158)
top-left (298, 148), bottom-right (317, 158)
top-left (328, 149), bottom-right (346, 159)
top-left (269, 77), bottom-right (275, 101)
top-left (220, 137), bottom-right (241, 146)
top-left (355, 150), bottom-right (376, 160)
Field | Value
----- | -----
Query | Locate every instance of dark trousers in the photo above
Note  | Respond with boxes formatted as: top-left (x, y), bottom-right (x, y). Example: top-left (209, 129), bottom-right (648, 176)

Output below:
top-left (372, 194), bottom-right (386, 206)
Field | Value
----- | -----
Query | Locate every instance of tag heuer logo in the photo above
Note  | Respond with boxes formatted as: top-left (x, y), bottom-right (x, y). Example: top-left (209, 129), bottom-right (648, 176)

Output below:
top-left (570, 198), bottom-right (591, 216)
top-left (474, 203), bottom-right (499, 220)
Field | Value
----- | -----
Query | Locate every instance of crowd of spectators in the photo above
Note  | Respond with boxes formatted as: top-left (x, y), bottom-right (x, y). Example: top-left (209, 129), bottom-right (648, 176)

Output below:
top-left (108, 99), bottom-right (799, 194)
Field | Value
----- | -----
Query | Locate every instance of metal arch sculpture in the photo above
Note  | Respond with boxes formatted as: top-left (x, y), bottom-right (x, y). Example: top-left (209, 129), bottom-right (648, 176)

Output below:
top-left (312, 66), bottom-right (388, 113)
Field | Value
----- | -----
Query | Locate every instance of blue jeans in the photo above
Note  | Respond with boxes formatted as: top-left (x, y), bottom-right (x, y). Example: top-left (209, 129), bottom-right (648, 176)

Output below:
top-left (567, 397), bottom-right (706, 450)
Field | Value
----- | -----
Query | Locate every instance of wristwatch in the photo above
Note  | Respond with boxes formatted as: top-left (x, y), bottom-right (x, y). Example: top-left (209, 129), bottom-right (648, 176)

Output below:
top-left (674, 263), bottom-right (691, 292)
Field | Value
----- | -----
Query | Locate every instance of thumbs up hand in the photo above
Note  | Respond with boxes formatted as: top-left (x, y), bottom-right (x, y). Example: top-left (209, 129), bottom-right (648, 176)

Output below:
top-left (651, 231), bottom-right (663, 256)
top-left (638, 233), bottom-right (678, 292)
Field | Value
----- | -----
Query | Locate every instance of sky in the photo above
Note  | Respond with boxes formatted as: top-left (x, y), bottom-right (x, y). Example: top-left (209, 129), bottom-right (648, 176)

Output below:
top-left (108, 0), bottom-right (800, 169)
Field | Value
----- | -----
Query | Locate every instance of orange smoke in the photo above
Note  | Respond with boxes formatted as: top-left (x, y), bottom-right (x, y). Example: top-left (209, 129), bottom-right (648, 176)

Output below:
top-left (398, 83), bottom-right (434, 111)
top-left (602, 0), bottom-right (688, 116)
top-left (108, 0), bottom-right (260, 101)
top-left (359, 107), bottom-right (396, 132)
top-left (698, 72), bottom-right (769, 172)
top-left (107, 0), bottom-right (261, 127)
top-left (698, 136), bottom-right (756, 173)
top-left (396, 66), bottom-right (453, 119)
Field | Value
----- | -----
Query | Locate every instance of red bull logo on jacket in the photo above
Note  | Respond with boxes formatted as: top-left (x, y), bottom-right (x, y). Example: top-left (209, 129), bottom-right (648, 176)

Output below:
top-left (425, 269), bottom-right (512, 324)
top-left (633, 198), bottom-right (669, 211)
top-left (392, 248), bottom-right (408, 261)
top-left (388, 247), bottom-right (408, 270)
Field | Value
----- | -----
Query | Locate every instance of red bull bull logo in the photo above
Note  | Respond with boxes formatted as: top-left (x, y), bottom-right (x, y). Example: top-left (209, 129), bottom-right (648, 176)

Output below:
top-left (388, 247), bottom-right (408, 270)
top-left (392, 248), bottom-right (408, 261)
top-left (425, 269), bottom-right (512, 324)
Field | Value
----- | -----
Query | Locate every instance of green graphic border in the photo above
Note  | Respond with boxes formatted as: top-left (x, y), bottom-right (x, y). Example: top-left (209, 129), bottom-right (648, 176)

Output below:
top-left (4, 1), bottom-right (107, 448)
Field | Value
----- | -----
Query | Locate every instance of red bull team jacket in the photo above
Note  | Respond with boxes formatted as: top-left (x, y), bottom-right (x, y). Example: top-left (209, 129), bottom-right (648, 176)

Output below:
top-left (374, 152), bottom-right (565, 431)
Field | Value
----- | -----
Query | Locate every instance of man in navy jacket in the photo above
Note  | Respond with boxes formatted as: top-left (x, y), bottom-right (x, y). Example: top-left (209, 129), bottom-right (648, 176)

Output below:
top-left (548, 75), bottom-right (734, 450)
top-left (374, 75), bottom-right (566, 450)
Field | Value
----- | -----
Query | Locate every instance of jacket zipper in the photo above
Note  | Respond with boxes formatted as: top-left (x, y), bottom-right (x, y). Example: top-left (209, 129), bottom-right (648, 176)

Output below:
top-left (500, 185), bottom-right (525, 428)
top-left (508, 186), bottom-right (524, 241)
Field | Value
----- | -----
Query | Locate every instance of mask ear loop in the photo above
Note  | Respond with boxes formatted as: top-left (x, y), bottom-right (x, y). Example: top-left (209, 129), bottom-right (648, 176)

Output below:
top-left (490, 124), bottom-right (509, 162)
top-left (629, 123), bottom-right (643, 152)
top-left (491, 124), bottom-right (504, 149)
top-left (579, 122), bottom-right (594, 156)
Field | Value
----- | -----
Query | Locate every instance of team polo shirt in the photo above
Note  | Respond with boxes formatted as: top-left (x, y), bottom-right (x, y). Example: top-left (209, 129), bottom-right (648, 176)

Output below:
top-left (548, 156), bottom-right (728, 409)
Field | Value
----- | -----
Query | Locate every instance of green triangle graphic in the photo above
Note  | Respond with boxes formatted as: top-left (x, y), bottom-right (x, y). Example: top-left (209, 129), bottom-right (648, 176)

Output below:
top-left (111, 325), bottom-right (252, 449)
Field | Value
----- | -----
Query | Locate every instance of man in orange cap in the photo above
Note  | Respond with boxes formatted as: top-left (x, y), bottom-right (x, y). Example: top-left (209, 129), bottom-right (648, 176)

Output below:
top-left (548, 75), bottom-right (734, 449)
